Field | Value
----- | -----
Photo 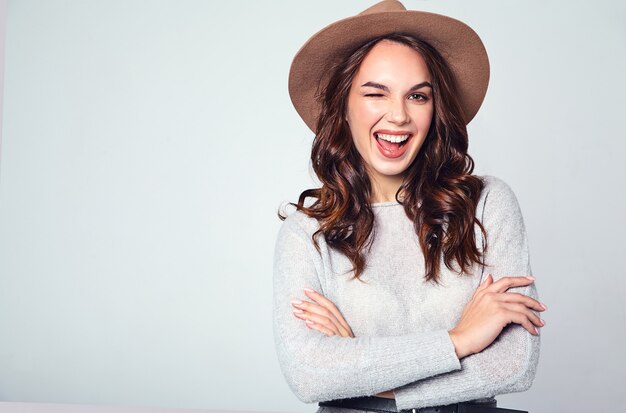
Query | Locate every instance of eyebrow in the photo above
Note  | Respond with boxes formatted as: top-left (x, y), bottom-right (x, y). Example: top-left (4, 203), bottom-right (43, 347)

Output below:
top-left (360, 81), bottom-right (433, 92)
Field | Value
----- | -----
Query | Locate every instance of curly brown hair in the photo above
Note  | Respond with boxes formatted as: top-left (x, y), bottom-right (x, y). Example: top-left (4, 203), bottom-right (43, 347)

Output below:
top-left (280, 33), bottom-right (486, 283)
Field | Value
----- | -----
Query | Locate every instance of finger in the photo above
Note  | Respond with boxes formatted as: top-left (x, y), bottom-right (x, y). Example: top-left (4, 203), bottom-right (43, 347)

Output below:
top-left (476, 273), bottom-right (493, 291)
top-left (471, 274), bottom-right (492, 301)
top-left (293, 300), bottom-right (347, 334)
top-left (303, 290), bottom-right (354, 336)
top-left (504, 303), bottom-right (545, 328)
top-left (307, 311), bottom-right (350, 336)
top-left (293, 306), bottom-right (347, 336)
top-left (304, 289), bottom-right (353, 334)
top-left (293, 309), bottom-right (341, 336)
top-left (501, 292), bottom-right (547, 312)
top-left (508, 310), bottom-right (540, 336)
top-left (305, 319), bottom-right (336, 336)
top-left (487, 276), bottom-right (535, 293)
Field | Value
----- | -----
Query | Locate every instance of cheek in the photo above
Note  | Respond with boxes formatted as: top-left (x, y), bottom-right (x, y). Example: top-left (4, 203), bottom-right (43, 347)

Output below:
top-left (350, 101), bottom-right (383, 130)
top-left (414, 106), bottom-right (434, 131)
top-left (347, 102), bottom-right (381, 153)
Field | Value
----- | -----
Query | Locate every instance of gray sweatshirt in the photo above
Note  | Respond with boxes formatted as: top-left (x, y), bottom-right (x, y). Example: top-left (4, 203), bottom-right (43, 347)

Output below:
top-left (273, 175), bottom-right (540, 410)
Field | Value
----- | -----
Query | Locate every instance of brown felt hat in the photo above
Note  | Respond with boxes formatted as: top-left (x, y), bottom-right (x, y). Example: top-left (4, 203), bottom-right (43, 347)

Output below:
top-left (288, 0), bottom-right (490, 133)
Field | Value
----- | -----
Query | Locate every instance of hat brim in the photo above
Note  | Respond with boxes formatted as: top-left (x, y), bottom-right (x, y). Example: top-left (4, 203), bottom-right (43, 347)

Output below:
top-left (289, 9), bottom-right (490, 133)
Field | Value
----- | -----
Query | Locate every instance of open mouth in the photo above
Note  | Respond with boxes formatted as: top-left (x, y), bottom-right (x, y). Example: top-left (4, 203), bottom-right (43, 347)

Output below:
top-left (373, 132), bottom-right (413, 159)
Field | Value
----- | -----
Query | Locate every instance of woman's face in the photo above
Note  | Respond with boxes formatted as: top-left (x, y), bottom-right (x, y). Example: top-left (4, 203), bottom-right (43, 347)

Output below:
top-left (346, 40), bottom-right (434, 192)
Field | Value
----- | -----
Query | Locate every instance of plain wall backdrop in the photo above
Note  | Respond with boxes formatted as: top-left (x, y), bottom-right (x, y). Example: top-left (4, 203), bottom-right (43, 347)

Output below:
top-left (1, 0), bottom-right (625, 412)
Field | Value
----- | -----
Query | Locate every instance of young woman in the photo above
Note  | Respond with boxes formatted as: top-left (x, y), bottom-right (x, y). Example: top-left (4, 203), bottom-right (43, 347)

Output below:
top-left (273, 1), bottom-right (546, 412)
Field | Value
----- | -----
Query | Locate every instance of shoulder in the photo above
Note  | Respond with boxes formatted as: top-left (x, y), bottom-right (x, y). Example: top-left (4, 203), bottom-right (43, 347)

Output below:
top-left (475, 175), bottom-right (527, 238)
top-left (279, 209), bottom-right (320, 235)
top-left (477, 175), bottom-right (522, 215)
top-left (478, 175), bottom-right (517, 200)
top-left (275, 208), bottom-right (322, 248)
top-left (274, 209), bottom-right (324, 264)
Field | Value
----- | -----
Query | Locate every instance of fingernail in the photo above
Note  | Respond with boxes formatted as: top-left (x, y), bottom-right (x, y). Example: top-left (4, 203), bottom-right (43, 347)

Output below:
top-left (304, 288), bottom-right (315, 294)
top-left (526, 276), bottom-right (535, 281)
top-left (291, 300), bottom-right (303, 306)
top-left (305, 319), bottom-right (315, 325)
top-left (540, 318), bottom-right (545, 326)
top-left (534, 327), bottom-right (539, 335)
top-left (541, 303), bottom-right (547, 310)
top-left (292, 308), bottom-right (303, 314)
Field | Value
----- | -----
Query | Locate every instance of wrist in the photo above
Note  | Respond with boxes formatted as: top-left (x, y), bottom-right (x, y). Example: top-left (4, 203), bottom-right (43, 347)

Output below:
top-left (448, 330), bottom-right (469, 359)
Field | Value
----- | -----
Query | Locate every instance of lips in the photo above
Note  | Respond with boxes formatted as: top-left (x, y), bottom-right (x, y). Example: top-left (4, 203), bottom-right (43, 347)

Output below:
top-left (373, 131), bottom-right (413, 159)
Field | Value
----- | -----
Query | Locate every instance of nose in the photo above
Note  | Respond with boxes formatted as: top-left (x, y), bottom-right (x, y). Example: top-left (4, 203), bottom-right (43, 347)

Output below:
top-left (386, 97), bottom-right (409, 125)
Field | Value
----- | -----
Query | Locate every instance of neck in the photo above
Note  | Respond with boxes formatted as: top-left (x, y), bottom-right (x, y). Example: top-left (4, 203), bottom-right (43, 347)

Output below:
top-left (369, 174), bottom-right (405, 204)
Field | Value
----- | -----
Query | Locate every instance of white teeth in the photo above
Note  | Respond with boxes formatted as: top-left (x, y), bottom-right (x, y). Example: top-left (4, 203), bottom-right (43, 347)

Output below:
top-left (376, 133), bottom-right (410, 143)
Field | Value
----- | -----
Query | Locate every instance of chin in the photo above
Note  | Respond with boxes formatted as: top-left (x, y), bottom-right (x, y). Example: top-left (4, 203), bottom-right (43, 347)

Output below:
top-left (374, 164), bottom-right (410, 178)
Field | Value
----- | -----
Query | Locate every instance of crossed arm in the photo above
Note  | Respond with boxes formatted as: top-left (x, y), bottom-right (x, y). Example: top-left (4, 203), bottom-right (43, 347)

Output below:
top-left (274, 177), bottom-right (544, 408)
top-left (291, 274), bottom-right (545, 400)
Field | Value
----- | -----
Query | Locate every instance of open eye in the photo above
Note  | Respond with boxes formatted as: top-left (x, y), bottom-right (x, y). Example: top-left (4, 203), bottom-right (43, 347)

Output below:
top-left (408, 93), bottom-right (429, 102)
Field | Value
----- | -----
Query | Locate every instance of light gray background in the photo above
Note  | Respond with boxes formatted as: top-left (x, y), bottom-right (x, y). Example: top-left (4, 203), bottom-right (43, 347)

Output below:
top-left (1, 0), bottom-right (625, 412)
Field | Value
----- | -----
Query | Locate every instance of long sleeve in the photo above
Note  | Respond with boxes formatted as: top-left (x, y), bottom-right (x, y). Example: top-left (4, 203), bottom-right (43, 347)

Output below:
top-left (272, 212), bottom-right (462, 404)
top-left (392, 176), bottom-right (541, 410)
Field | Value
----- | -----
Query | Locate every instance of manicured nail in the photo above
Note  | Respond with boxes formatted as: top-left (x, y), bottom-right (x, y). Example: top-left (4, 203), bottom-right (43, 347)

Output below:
top-left (292, 308), bottom-right (304, 314)
top-left (291, 299), bottom-right (303, 306)
top-left (526, 276), bottom-right (535, 281)
top-left (305, 319), bottom-right (315, 325)
top-left (540, 318), bottom-right (545, 326)
top-left (304, 288), bottom-right (315, 294)
top-left (541, 303), bottom-right (547, 310)
top-left (534, 327), bottom-right (539, 335)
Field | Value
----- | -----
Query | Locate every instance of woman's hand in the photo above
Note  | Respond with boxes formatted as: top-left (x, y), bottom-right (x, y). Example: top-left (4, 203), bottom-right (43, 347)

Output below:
top-left (448, 274), bottom-right (547, 359)
top-left (291, 288), bottom-right (354, 337)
